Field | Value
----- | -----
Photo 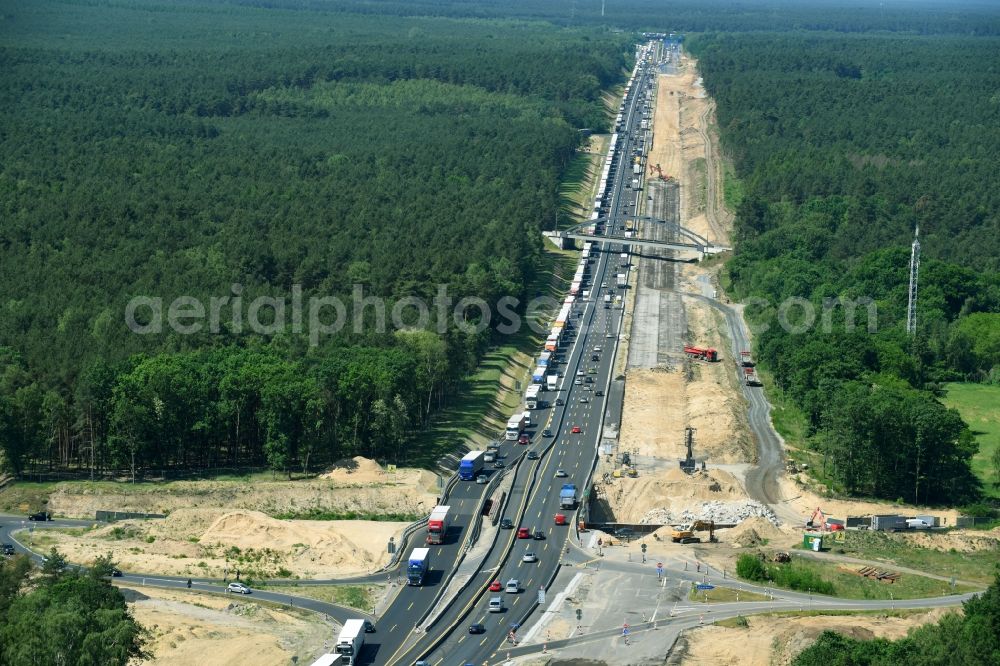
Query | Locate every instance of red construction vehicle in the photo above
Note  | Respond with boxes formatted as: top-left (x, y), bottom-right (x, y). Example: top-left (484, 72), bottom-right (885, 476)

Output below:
top-left (739, 350), bottom-right (754, 367)
top-left (743, 366), bottom-right (762, 386)
top-left (684, 346), bottom-right (718, 362)
top-left (653, 163), bottom-right (673, 182)
top-left (806, 507), bottom-right (844, 532)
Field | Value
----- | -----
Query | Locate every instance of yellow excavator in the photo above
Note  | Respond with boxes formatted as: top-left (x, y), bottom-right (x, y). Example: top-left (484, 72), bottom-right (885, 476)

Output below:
top-left (671, 520), bottom-right (716, 544)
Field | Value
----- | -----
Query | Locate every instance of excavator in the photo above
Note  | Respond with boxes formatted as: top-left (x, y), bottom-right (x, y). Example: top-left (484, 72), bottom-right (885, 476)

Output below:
top-left (671, 520), bottom-right (716, 544)
top-left (806, 507), bottom-right (844, 532)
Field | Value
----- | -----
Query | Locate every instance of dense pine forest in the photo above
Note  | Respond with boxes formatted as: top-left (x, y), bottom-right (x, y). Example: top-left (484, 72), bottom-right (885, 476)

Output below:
top-left (689, 32), bottom-right (1000, 503)
top-left (2, 0), bottom-right (1000, 495)
top-left (0, 0), bottom-right (629, 477)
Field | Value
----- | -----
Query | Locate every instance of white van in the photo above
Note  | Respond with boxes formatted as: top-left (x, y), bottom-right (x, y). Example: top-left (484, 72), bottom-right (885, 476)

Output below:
top-left (488, 596), bottom-right (504, 612)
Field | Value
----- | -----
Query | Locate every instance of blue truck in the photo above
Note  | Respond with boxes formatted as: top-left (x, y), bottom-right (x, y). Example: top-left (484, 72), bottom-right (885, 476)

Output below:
top-left (459, 451), bottom-right (485, 480)
top-left (407, 547), bottom-right (430, 586)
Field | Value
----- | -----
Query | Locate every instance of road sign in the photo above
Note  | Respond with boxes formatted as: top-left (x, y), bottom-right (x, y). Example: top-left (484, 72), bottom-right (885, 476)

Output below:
top-left (641, 543), bottom-right (647, 552)
top-left (695, 584), bottom-right (715, 591)
top-left (537, 588), bottom-right (545, 604)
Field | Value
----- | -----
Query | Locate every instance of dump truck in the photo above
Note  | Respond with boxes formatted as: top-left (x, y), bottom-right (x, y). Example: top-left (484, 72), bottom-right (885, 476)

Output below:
top-left (671, 520), bottom-right (716, 544)
top-left (743, 366), bottom-right (762, 386)
top-left (684, 346), bottom-right (718, 362)
top-left (739, 350), bottom-right (754, 367)
top-left (559, 484), bottom-right (578, 509)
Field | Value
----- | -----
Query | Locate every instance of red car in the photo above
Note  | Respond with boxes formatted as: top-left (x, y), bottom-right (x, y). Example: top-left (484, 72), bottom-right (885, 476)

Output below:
top-left (517, 527), bottom-right (531, 539)
top-left (571, 425), bottom-right (582, 434)
top-left (518, 433), bottom-right (530, 445)
top-left (488, 580), bottom-right (502, 592)
top-left (554, 514), bottom-right (568, 526)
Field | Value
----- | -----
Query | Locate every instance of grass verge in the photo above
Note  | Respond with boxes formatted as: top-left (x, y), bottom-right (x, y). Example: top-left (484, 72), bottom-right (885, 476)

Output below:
top-left (688, 585), bottom-right (769, 603)
top-left (941, 382), bottom-right (1000, 499)
top-left (265, 584), bottom-right (380, 611)
top-left (273, 510), bottom-right (421, 522)
top-left (715, 608), bottom-right (934, 628)
top-left (821, 529), bottom-right (999, 586)
top-left (743, 553), bottom-right (980, 600)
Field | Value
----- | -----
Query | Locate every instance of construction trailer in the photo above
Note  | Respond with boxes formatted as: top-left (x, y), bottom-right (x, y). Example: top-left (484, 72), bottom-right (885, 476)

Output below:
top-left (871, 515), bottom-right (908, 531)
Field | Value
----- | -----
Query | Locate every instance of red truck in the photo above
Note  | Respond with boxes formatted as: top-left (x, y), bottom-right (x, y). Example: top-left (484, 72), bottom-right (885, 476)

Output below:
top-left (426, 505), bottom-right (450, 545)
top-left (743, 367), bottom-right (762, 387)
top-left (684, 345), bottom-right (718, 362)
top-left (739, 350), bottom-right (754, 367)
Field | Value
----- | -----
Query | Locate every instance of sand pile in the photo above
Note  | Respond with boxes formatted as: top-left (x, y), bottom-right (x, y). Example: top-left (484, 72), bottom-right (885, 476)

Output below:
top-left (719, 516), bottom-right (788, 547)
top-left (319, 456), bottom-right (386, 483)
top-left (197, 510), bottom-right (403, 573)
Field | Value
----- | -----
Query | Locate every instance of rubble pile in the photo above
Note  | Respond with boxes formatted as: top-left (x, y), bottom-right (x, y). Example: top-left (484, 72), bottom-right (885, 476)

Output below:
top-left (639, 499), bottom-right (780, 526)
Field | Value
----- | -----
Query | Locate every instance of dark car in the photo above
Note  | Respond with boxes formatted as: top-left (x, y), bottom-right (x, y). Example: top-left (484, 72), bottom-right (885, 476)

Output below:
top-left (595, 390), bottom-right (604, 397)
top-left (468, 623), bottom-right (485, 635)
top-left (555, 398), bottom-right (564, 406)
top-left (27, 511), bottom-right (51, 521)
top-left (364, 620), bottom-right (376, 633)
top-left (591, 354), bottom-right (599, 361)
top-left (533, 530), bottom-right (545, 540)
top-left (110, 568), bottom-right (123, 577)
top-left (500, 518), bottom-right (514, 529)
top-left (542, 429), bottom-right (553, 437)
top-left (494, 459), bottom-right (505, 468)
top-left (526, 451), bottom-right (539, 460)
top-left (1, 544), bottom-right (14, 556)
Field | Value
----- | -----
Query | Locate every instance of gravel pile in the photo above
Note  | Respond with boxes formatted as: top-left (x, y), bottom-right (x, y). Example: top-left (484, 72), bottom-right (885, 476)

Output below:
top-left (639, 499), bottom-right (780, 526)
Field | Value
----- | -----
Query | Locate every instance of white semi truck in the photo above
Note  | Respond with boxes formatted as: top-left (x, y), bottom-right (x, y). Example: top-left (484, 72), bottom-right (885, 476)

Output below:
top-left (334, 619), bottom-right (366, 665)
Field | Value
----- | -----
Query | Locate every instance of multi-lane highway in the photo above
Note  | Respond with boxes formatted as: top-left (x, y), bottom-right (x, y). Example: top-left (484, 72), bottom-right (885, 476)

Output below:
top-left (377, 46), bottom-right (658, 666)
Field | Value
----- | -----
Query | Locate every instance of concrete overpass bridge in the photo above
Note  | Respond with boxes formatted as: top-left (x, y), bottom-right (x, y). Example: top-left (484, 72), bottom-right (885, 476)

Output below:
top-left (546, 214), bottom-right (731, 257)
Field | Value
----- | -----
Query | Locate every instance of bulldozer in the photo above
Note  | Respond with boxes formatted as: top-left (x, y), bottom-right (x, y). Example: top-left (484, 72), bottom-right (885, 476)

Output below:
top-left (671, 519), bottom-right (716, 544)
